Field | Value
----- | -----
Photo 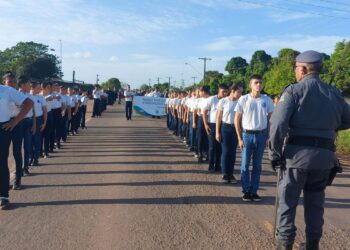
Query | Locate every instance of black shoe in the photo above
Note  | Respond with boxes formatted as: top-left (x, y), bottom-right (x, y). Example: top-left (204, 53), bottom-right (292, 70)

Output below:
top-left (0, 199), bottom-right (10, 210)
top-left (299, 240), bottom-right (319, 250)
top-left (230, 175), bottom-right (238, 184)
top-left (276, 241), bottom-right (293, 250)
top-left (198, 156), bottom-right (203, 163)
top-left (32, 160), bottom-right (39, 166)
top-left (189, 147), bottom-right (194, 152)
top-left (49, 149), bottom-right (54, 153)
top-left (214, 165), bottom-right (221, 172)
top-left (251, 193), bottom-right (262, 202)
top-left (40, 153), bottom-right (44, 158)
top-left (29, 159), bottom-right (34, 166)
top-left (208, 165), bottom-right (215, 173)
top-left (13, 181), bottom-right (21, 190)
top-left (44, 154), bottom-right (50, 159)
top-left (222, 175), bottom-right (231, 184)
top-left (242, 192), bottom-right (253, 202)
top-left (23, 168), bottom-right (30, 176)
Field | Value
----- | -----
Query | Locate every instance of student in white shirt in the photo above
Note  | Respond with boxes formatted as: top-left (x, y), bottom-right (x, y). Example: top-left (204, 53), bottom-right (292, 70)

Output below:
top-left (0, 72), bottom-right (33, 208)
top-left (59, 86), bottom-right (71, 142)
top-left (124, 85), bottom-right (134, 120)
top-left (195, 86), bottom-right (210, 163)
top-left (68, 87), bottom-right (79, 135)
top-left (41, 82), bottom-right (54, 158)
top-left (92, 85), bottom-right (102, 118)
top-left (80, 91), bottom-right (89, 129)
top-left (203, 84), bottom-right (228, 173)
top-left (216, 83), bottom-right (243, 183)
top-left (30, 81), bottom-right (47, 166)
top-left (234, 74), bottom-right (274, 202)
top-left (18, 77), bottom-right (36, 177)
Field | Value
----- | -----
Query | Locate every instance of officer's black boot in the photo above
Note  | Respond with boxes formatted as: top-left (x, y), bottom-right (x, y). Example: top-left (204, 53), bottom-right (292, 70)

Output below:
top-left (276, 241), bottom-right (293, 250)
top-left (299, 240), bottom-right (319, 250)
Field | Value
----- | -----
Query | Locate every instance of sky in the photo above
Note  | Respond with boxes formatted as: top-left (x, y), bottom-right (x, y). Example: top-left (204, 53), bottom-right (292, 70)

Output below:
top-left (0, 0), bottom-right (349, 88)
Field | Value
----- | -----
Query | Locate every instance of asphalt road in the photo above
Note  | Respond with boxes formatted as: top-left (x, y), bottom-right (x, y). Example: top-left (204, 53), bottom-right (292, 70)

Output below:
top-left (0, 104), bottom-right (349, 250)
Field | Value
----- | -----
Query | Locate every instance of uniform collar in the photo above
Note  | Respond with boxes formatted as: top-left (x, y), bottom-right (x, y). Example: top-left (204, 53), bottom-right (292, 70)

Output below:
top-left (299, 74), bottom-right (320, 84)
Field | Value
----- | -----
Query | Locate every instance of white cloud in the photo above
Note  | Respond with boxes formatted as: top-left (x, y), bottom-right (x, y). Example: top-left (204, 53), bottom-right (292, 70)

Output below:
top-left (267, 12), bottom-right (316, 22)
top-left (66, 51), bottom-right (92, 59)
top-left (203, 35), bottom-right (348, 55)
top-left (109, 56), bottom-right (118, 62)
top-left (189, 0), bottom-right (260, 10)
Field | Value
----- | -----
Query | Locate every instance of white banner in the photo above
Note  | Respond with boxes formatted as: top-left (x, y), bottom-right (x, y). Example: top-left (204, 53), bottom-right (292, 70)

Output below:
top-left (133, 96), bottom-right (166, 117)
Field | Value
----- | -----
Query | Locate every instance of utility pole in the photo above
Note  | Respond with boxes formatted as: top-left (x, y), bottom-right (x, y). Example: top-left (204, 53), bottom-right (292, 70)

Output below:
top-left (157, 77), bottom-right (161, 85)
top-left (198, 57), bottom-right (212, 84)
top-left (192, 76), bottom-right (197, 85)
top-left (167, 76), bottom-right (172, 91)
top-left (96, 74), bottom-right (99, 85)
top-left (72, 70), bottom-right (75, 83)
top-left (148, 78), bottom-right (151, 87)
top-left (59, 40), bottom-right (63, 72)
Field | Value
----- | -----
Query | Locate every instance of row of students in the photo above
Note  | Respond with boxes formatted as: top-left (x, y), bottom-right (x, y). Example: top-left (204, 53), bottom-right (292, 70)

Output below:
top-left (0, 72), bottom-right (89, 209)
top-left (92, 85), bottom-right (109, 118)
top-left (165, 74), bottom-right (274, 201)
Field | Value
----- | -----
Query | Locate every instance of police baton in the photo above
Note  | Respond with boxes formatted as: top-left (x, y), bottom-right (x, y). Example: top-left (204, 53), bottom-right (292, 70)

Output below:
top-left (273, 167), bottom-right (281, 241)
top-left (329, 41), bottom-right (350, 86)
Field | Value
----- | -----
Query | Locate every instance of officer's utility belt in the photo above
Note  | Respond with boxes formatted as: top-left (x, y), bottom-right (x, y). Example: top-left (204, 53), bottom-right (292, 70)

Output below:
top-left (287, 136), bottom-right (335, 152)
top-left (243, 129), bottom-right (266, 134)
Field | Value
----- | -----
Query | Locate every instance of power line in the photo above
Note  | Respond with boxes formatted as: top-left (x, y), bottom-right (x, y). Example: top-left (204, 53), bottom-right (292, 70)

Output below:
top-left (287, 0), bottom-right (348, 13)
top-left (318, 0), bottom-right (350, 8)
top-left (236, 0), bottom-right (350, 20)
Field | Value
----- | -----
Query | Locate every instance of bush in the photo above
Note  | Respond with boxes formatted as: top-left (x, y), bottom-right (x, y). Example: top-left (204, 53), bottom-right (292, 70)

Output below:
top-left (336, 130), bottom-right (350, 154)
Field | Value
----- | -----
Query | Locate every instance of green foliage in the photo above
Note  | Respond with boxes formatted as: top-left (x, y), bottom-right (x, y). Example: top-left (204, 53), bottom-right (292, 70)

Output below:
top-left (336, 130), bottom-right (350, 154)
top-left (264, 48), bottom-right (299, 95)
top-left (101, 77), bottom-right (121, 91)
top-left (328, 41), bottom-right (350, 92)
top-left (152, 82), bottom-right (169, 92)
top-left (247, 50), bottom-right (272, 77)
top-left (140, 84), bottom-right (151, 91)
top-left (224, 56), bottom-right (248, 88)
top-left (0, 42), bottom-right (62, 80)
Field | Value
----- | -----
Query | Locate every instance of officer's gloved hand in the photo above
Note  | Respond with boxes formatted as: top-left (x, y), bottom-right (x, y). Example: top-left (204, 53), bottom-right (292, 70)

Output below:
top-left (270, 159), bottom-right (285, 172)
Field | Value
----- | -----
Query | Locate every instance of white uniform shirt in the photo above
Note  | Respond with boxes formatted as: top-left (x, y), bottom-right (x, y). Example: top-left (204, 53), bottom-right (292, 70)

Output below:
top-left (51, 92), bottom-right (62, 109)
top-left (93, 89), bottom-right (101, 99)
top-left (45, 94), bottom-right (53, 112)
top-left (217, 97), bottom-right (238, 124)
top-left (33, 94), bottom-right (47, 117)
top-left (234, 94), bottom-right (274, 130)
top-left (81, 96), bottom-right (89, 106)
top-left (24, 93), bottom-right (35, 118)
top-left (0, 85), bottom-right (27, 122)
top-left (124, 91), bottom-right (134, 102)
top-left (197, 98), bottom-right (208, 117)
top-left (204, 95), bottom-right (220, 124)
top-left (70, 95), bottom-right (78, 108)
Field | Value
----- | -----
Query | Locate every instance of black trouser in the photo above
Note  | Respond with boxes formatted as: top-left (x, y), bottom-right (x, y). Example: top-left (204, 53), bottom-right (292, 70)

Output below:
top-left (50, 108), bottom-right (60, 150)
top-left (0, 122), bottom-right (12, 199)
top-left (42, 111), bottom-right (53, 155)
top-left (53, 108), bottom-right (62, 145)
top-left (208, 123), bottom-right (221, 168)
top-left (61, 111), bottom-right (68, 142)
top-left (69, 107), bottom-right (77, 133)
top-left (125, 101), bottom-right (133, 119)
top-left (80, 105), bottom-right (87, 128)
top-left (11, 120), bottom-right (24, 183)
top-left (92, 99), bottom-right (101, 117)
top-left (196, 116), bottom-right (208, 157)
top-left (75, 107), bottom-right (82, 131)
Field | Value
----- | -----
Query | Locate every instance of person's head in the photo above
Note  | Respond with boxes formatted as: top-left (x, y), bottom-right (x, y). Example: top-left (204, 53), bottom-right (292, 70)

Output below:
top-left (229, 83), bottom-right (243, 99)
top-left (249, 74), bottom-right (263, 93)
top-left (127, 85), bottom-right (131, 91)
top-left (2, 71), bottom-right (16, 87)
top-left (200, 85), bottom-right (210, 98)
top-left (68, 87), bottom-right (74, 96)
top-left (18, 76), bottom-right (30, 92)
top-left (31, 81), bottom-right (42, 95)
top-left (218, 84), bottom-right (228, 98)
top-left (60, 86), bottom-right (67, 94)
top-left (294, 50), bottom-right (323, 83)
top-left (42, 82), bottom-right (52, 94)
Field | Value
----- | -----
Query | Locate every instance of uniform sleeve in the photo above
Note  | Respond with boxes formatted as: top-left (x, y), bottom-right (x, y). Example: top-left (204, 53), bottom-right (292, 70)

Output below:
top-left (234, 97), bottom-right (244, 113)
top-left (41, 97), bottom-right (47, 107)
top-left (203, 97), bottom-right (211, 111)
top-left (8, 87), bottom-right (27, 105)
top-left (268, 87), bottom-right (296, 161)
top-left (266, 96), bottom-right (275, 113)
top-left (217, 99), bottom-right (224, 111)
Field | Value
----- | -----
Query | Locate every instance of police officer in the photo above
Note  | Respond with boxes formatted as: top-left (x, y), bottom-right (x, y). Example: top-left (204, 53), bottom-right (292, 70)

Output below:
top-left (1, 72), bottom-right (33, 208)
top-left (80, 91), bottom-right (89, 129)
top-left (124, 85), bottom-right (134, 120)
top-left (92, 85), bottom-right (101, 118)
top-left (269, 50), bottom-right (350, 250)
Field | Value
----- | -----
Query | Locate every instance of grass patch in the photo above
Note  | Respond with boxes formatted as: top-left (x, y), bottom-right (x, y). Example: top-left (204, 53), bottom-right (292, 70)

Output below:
top-left (336, 130), bottom-right (350, 154)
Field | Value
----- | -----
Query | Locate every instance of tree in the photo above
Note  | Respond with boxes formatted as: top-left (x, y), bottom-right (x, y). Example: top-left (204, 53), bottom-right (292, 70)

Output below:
top-left (328, 41), bottom-right (350, 92)
top-left (139, 84), bottom-right (151, 92)
top-left (247, 50), bottom-right (272, 77)
top-left (224, 56), bottom-right (248, 89)
top-left (264, 48), bottom-right (300, 95)
top-left (101, 77), bottom-right (121, 91)
top-left (0, 42), bottom-right (62, 79)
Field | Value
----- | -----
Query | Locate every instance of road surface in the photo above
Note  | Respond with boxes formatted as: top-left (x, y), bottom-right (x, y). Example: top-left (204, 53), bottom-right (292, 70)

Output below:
top-left (0, 104), bottom-right (349, 250)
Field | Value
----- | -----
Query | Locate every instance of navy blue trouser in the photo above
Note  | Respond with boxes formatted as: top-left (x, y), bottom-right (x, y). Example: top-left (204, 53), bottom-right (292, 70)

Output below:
top-left (32, 116), bottom-right (43, 161)
top-left (50, 108), bottom-right (60, 150)
top-left (125, 101), bottom-right (133, 119)
top-left (208, 123), bottom-right (221, 167)
top-left (220, 123), bottom-right (238, 175)
top-left (80, 106), bottom-right (87, 128)
top-left (23, 118), bottom-right (33, 169)
top-left (196, 116), bottom-right (208, 157)
top-left (190, 114), bottom-right (197, 150)
top-left (93, 99), bottom-right (101, 116)
top-left (11, 120), bottom-right (24, 182)
top-left (42, 111), bottom-right (52, 155)
top-left (0, 122), bottom-right (11, 198)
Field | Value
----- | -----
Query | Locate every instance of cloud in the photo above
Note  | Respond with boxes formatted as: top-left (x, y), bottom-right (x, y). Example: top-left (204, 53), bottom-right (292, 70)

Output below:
top-left (189, 0), bottom-right (260, 10)
top-left (203, 35), bottom-right (348, 55)
top-left (109, 56), bottom-right (118, 62)
top-left (66, 51), bottom-right (92, 59)
top-left (267, 12), bottom-right (316, 22)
